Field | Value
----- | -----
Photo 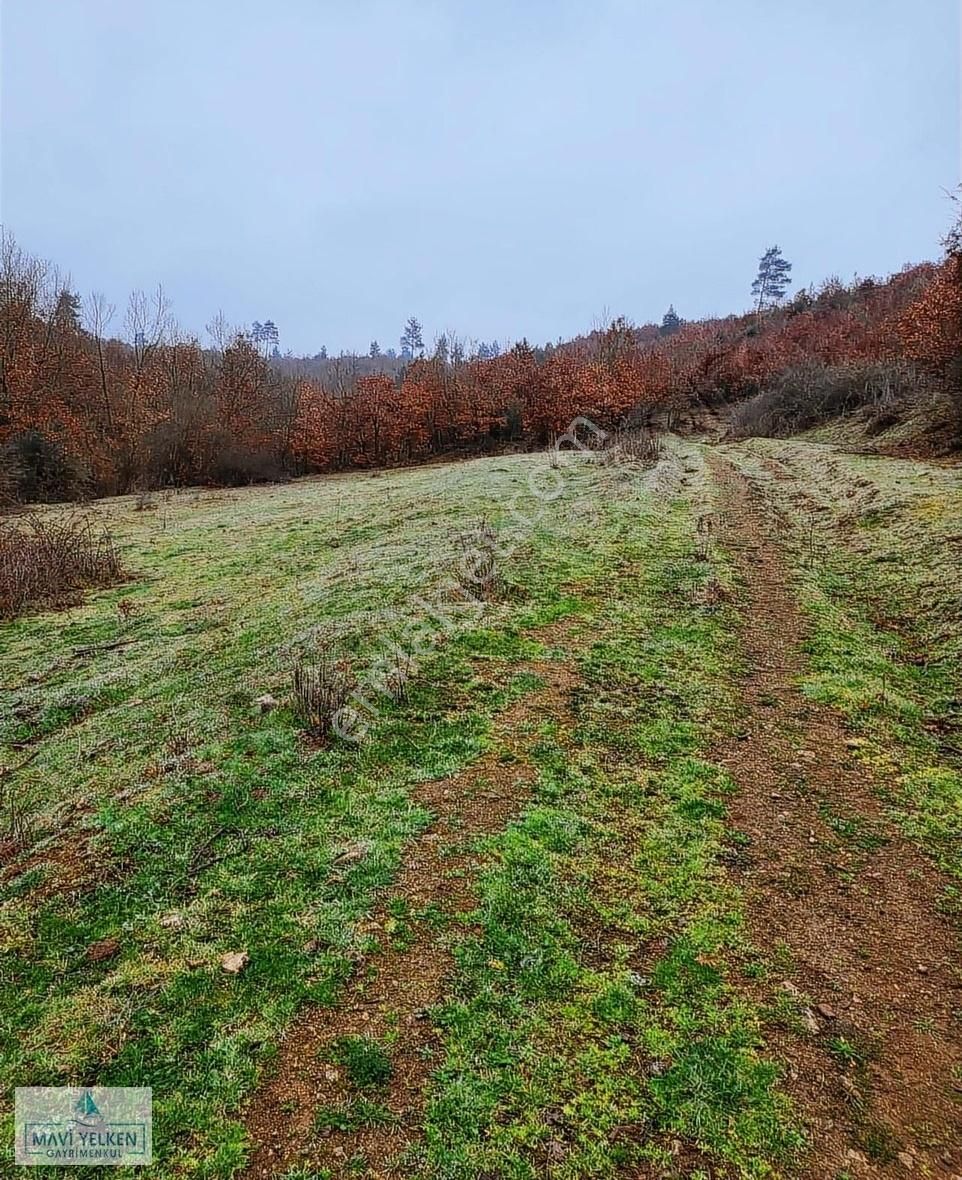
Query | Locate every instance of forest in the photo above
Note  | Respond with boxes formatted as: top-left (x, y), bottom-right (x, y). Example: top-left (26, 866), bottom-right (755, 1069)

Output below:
top-left (1, 216), bottom-right (960, 505)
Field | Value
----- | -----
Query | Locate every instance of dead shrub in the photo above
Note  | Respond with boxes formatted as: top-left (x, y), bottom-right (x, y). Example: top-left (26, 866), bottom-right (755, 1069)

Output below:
top-left (729, 359), bottom-right (920, 438)
top-left (292, 648), bottom-right (356, 740)
top-left (384, 645), bottom-right (415, 703)
top-left (617, 427), bottom-right (663, 463)
top-left (600, 427), bottom-right (663, 466)
top-left (0, 514), bottom-right (125, 620)
top-left (451, 518), bottom-right (502, 601)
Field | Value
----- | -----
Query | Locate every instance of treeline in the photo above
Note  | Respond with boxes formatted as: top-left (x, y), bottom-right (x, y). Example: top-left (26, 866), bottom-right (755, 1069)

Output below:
top-left (1, 223), bottom-right (959, 504)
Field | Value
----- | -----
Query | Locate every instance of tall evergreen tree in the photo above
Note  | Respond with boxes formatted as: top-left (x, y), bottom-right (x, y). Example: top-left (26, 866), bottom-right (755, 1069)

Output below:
top-left (400, 316), bottom-right (424, 359)
top-left (660, 304), bottom-right (681, 335)
top-left (751, 246), bottom-right (793, 313)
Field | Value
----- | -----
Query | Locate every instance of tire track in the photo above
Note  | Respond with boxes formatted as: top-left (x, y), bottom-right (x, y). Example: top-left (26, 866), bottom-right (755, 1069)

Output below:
top-left (709, 453), bottom-right (962, 1177)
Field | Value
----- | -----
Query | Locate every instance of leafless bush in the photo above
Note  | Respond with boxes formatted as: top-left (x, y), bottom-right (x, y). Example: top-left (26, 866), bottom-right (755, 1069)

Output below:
top-left (384, 645), bottom-right (416, 703)
top-left (292, 647), bottom-right (356, 740)
top-left (451, 518), bottom-right (502, 601)
top-left (0, 514), bottom-right (125, 619)
top-left (617, 427), bottom-right (663, 463)
top-left (729, 359), bottom-right (920, 438)
top-left (599, 426), bottom-right (663, 466)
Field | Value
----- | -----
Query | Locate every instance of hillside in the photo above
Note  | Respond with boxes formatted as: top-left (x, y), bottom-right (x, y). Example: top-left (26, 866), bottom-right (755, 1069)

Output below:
top-left (2, 440), bottom-right (961, 1177)
top-left (2, 221), bottom-right (959, 506)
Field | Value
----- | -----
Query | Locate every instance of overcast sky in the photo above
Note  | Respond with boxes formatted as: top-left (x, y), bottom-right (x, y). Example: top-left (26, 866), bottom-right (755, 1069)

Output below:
top-left (1, 0), bottom-right (958, 355)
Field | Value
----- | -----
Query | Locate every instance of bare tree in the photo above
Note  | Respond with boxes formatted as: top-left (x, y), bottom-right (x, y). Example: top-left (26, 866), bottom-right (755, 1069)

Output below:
top-left (126, 285), bottom-right (173, 372)
top-left (84, 292), bottom-right (117, 430)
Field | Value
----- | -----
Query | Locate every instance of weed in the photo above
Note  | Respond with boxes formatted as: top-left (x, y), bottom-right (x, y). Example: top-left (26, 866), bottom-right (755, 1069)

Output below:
top-left (329, 1035), bottom-right (393, 1089)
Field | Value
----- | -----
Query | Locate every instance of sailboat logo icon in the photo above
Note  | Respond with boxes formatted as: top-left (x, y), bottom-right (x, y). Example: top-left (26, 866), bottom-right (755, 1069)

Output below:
top-left (74, 1090), bottom-right (102, 1124)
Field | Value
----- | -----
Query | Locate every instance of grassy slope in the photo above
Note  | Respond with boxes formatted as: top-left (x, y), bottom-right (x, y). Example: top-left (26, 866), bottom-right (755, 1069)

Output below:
top-left (719, 438), bottom-right (962, 895)
top-left (0, 450), bottom-right (807, 1179)
top-left (417, 475), bottom-right (802, 1179)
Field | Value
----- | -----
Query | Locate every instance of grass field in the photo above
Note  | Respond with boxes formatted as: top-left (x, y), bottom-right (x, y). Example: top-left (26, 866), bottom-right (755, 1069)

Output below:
top-left (1, 441), bottom-right (960, 1179)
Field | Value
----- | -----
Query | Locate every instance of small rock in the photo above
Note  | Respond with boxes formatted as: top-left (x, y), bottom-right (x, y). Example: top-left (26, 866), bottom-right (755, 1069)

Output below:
top-left (917, 964), bottom-right (930, 975)
top-left (159, 912), bottom-right (184, 929)
top-left (897, 1151), bottom-right (915, 1170)
top-left (220, 950), bottom-right (249, 974)
top-left (816, 1002), bottom-right (837, 1020)
top-left (333, 840), bottom-right (371, 866)
top-left (86, 937), bottom-right (120, 963)
top-left (801, 1007), bottom-right (820, 1034)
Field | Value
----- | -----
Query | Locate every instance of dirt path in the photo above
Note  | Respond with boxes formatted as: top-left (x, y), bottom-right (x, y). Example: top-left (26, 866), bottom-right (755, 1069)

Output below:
top-left (708, 454), bottom-right (962, 1177)
top-left (241, 621), bottom-right (580, 1179)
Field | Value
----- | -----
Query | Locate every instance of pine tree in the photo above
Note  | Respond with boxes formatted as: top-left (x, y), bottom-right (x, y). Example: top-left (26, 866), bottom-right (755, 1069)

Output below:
top-left (400, 316), bottom-right (424, 359)
top-left (752, 246), bottom-right (793, 313)
top-left (369, 340), bottom-right (381, 358)
top-left (660, 304), bottom-right (681, 335)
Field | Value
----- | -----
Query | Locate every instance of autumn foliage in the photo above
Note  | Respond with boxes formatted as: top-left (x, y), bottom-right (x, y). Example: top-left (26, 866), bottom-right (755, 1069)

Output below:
top-left (1, 224), bottom-right (959, 504)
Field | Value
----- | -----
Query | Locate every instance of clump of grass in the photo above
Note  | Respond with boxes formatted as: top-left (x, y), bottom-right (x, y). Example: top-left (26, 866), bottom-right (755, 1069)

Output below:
top-left (0, 512), bottom-right (125, 619)
top-left (329, 1035), bottom-right (393, 1089)
top-left (0, 772), bottom-right (40, 848)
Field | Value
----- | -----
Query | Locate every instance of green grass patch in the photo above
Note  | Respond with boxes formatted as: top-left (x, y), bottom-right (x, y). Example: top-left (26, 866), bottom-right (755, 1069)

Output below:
top-left (417, 479), bottom-right (802, 1178)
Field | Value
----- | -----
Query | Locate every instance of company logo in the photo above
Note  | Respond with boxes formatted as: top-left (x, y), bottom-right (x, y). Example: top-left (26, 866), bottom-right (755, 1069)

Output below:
top-left (15, 1087), bottom-right (152, 1167)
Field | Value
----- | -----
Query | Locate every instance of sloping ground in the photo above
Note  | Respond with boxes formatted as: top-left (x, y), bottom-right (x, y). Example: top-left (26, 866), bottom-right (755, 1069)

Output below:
top-left (788, 396), bottom-right (959, 461)
top-left (1, 441), bottom-right (960, 1178)
top-left (707, 451), bottom-right (962, 1175)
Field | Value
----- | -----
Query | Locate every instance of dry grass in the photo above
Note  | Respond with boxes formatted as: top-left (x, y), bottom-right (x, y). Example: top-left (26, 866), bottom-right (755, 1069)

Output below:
top-left (0, 513), bottom-right (125, 619)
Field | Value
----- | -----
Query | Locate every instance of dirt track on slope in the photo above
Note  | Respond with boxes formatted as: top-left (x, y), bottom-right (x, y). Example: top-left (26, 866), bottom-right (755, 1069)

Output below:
top-left (708, 454), bottom-right (962, 1178)
top-left (240, 620), bottom-right (580, 1179)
